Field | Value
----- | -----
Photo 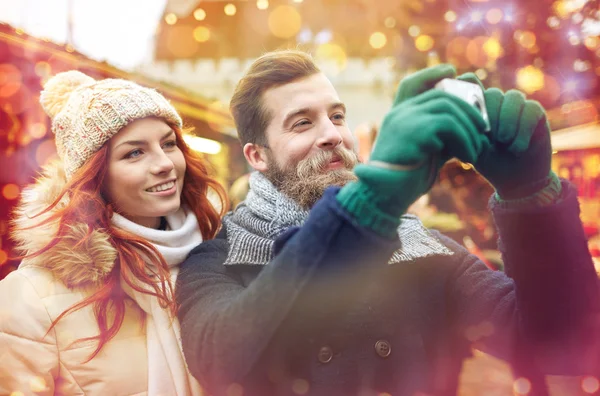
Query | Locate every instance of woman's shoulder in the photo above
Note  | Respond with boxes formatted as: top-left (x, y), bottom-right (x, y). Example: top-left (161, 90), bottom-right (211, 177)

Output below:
top-left (1, 265), bottom-right (73, 300)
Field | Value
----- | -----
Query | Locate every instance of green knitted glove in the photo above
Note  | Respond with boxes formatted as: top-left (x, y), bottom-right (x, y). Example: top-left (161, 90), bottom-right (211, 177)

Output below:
top-left (457, 73), bottom-right (554, 199)
top-left (337, 65), bottom-right (489, 237)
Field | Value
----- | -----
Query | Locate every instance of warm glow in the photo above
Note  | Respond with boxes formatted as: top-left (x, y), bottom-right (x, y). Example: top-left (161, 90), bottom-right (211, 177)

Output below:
top-left (34, 61), bottom-right (51, 78)
top-left (384, 17), bottom-right (396, 28)
top-left (547, 16), bottom-right (561, 28)
top-left (315, 43), bottom-right (348, 73)
top-left (292, 379), bottom-right (310, 395)
top-left (369, 32), bottom-right (387, 49)
top-left (408, 25), bottom-right (421, 37)
top-left (519, 31), bottom-right (536, 49)
top-left (585, 36), bottom-right (599, 50)
top-left (483, 37), bottom-right (503, 59)
top-left (582, 376), bottom-right (600, 393)
top-left (569, 35), bottom-right (581, 45)
top-left (257, 0), bottom-right (269, 10)
top-left (165, 13), bottom-right (177, 25)
top-left (513, 377), bottom-right (531, 394)
top-left (475, 69), bottom-right (488, 80)
top-left (516, 66), bottom-right (545, 93)
top-left (224, 4), bottom-right (237, 16)
top-left (445, 11), bottom-right (457, 22)
top-left (486, 9), bottom-right (503, 24)
top-left (268, 5), bottom-right (302, 39)
top-left (194, 8), bottom-right (206, 21)
top-left (2, 184), bottom-right (19, 200)
top-left (553, 0), bottom-right (570, 18)
top-left (193, 26), bottom-right (211, 42)
top-left (29, 123), bottom-right (47, 139)
top-left (183, 135), bottom-right (222, 155)
top-left (415, 35), bottom-right (434, 52)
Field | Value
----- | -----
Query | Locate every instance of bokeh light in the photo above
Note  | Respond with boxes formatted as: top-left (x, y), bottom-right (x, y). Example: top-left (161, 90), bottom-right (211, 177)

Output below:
top-left (584, 36), bottom-right (599, 50)
top-left (516, 66), bottom-right (545, 93)
top-left (466, 36), bottom-right (492, 68)
top-left (384, 17), bottom-right (396, 28)
top-left (257, 0), bottom-right (269, 10)
top-left (315, 43), bottom-right (347, 74)
top-left (30, 377), bottom-right (47, 393)
top-left (268, 5), bottom-right (302, 39)
top-left (475, 68), bottom-right (488, 80)
top-left (165, 13), bottom-right (177, 25)
top-left (193, 8), bottom-right (206, 21)
top-left (582, 376), bottom-right (600, 393)
top-left (224, 4), bottom-right (237, 16)
top-left (444, 11), bottom-right (457, 23)
top-left (513, 377), bottom-right (532, 394)
top-left (292, 378), bottom-right (310, 395)
top-left (415, 35), bottom-right (434, 52)
top-left (2, 184), bottom-right (19, 200)
top-left (483, 37), bottom-right (503, 60)
top-left (34, 61), bottom-right (51, 78)
top-left (486, 9), bottom-right (503, 24)
top-left (408, 25), bottom-right (421, 37)
top-left (369, 32), bottom-right (387, 49)
top-left (519, 31), bottom-right (537, 49)
top-left (193, 26), bottom-right (211, 42)
top-left (547, 16), bottom-right (561, 28)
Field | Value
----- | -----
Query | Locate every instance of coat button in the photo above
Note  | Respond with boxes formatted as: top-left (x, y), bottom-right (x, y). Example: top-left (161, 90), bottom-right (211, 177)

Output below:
top-left (317, 346), bottom-right (333, 363)
top-left (375, 340), bottom-right (391, 358)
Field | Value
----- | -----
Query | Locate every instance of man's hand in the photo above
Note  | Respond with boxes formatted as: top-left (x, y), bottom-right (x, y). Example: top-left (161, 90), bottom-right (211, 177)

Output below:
top-left (337, 64), bottom-right (489, 237)
top-left (457, 73), bottom-right (553, 199)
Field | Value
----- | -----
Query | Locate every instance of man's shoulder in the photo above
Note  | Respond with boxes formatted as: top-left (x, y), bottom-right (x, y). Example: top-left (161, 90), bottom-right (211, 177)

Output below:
top-left (186, 229), bottom-right (230, 261)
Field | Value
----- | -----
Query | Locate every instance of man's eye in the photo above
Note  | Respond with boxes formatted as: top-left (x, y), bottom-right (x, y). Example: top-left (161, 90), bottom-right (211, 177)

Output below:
top-left (332, 113), bottom-right (345, 121)
top-left (294, 120), bottom-right (311, 128)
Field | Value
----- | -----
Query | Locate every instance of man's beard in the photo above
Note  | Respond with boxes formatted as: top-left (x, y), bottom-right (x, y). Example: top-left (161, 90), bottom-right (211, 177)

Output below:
top-left (263, 146), bottom-right (359, 209)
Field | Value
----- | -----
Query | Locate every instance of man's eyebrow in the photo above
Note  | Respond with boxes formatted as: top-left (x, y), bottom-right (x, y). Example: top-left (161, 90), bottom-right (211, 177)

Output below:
top-left (330, 102), bottom-right (347, 113)
top-left (282, 108), bottom-right (311, 127)
top-left (114, 130), bottom-right (174, 150)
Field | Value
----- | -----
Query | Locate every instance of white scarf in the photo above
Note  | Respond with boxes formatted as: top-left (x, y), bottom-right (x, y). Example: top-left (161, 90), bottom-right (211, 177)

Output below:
top-left (112, 208), bottom-right (204, 396)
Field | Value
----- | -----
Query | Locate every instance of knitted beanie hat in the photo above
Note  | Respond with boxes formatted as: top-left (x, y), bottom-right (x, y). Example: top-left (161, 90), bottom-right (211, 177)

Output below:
top-left (40, 71), bottom-right (183, 178)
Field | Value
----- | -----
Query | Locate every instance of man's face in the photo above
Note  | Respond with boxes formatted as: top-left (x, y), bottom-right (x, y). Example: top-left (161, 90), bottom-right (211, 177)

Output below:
top-left (245, 72), bottom-right (359, 208)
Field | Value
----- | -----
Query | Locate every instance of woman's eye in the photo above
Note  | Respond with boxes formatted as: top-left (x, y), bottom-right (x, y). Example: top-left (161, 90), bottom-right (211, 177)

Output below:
top-left (163, 140), bottom-right (177, 149)
top-left (124, 149), bottom-right (143, 159)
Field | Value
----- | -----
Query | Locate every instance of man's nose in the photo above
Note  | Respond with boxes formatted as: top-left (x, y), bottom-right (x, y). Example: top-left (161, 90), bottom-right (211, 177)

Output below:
top-left (316, 119), bottom-right (342, 150)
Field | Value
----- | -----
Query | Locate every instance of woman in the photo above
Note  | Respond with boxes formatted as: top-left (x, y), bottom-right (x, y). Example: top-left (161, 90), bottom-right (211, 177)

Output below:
top-left (0, 71), bottom-right (227, 395)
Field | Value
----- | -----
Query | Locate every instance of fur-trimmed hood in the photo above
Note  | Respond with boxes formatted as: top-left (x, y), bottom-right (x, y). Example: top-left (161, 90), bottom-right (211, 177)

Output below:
top-left (11, 160), bottom-right (117, 288)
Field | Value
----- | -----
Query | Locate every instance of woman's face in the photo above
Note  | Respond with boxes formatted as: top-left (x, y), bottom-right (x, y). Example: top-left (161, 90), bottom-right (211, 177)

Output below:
top-left (104, 117), bottom-right (186, 229)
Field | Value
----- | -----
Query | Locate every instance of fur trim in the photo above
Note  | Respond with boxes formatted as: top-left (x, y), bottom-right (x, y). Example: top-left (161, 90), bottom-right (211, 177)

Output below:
top-left (11, 159), bottom-right (117, 288)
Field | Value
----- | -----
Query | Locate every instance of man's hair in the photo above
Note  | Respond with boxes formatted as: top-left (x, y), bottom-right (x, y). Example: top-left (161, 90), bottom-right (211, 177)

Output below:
top-left (230, 49), bottom-right (320, 146)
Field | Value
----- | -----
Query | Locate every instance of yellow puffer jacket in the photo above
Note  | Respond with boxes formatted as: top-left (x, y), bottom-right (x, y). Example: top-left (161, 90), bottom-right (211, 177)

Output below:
top-left (0, 161), bottom-right (148, 395)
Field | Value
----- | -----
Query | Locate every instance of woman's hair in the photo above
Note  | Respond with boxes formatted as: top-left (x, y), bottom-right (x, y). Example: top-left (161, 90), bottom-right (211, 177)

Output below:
top-left (19, 124), bottom-right (227, 361)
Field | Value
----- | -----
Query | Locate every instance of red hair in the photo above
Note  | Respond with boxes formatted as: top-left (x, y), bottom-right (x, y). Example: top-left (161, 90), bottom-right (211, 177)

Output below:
top-left (17, 125), bottom-right (227, 361)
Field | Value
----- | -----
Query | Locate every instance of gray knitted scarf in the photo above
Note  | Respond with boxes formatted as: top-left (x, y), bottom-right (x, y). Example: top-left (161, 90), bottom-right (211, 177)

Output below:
top-left (223, 172), bottom-right (453, 266)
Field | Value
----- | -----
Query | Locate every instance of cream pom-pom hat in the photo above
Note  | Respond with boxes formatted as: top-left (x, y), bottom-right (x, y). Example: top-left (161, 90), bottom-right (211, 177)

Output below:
top-left (40, 71), bottom-right (183, 178)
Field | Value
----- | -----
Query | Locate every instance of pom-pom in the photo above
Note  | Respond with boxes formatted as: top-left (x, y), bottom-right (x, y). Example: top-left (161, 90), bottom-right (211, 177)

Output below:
top-left (40, 71), bottom-right (95, 118)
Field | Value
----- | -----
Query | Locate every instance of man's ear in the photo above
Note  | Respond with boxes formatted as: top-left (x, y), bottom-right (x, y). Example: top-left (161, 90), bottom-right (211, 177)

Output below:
top-left (243, 143), bottom-right (269, 172)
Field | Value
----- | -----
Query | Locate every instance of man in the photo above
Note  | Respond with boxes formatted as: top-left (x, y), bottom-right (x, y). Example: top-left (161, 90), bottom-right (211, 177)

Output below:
top-left (177, 50), bottom-right (598, 395)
